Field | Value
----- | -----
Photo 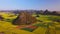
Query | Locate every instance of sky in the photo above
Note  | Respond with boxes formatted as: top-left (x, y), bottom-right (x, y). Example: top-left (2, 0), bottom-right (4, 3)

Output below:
top-left (0, 0), bottom-right (60, 11)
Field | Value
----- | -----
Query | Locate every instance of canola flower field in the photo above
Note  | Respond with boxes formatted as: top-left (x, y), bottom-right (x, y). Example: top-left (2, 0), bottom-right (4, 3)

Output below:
top-left (0, 12), bottom-right (60, 34)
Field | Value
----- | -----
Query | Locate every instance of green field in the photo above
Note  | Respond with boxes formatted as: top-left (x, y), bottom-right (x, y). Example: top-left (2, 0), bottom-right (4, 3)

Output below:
top-left (0, 12), bottom-right (60, 34)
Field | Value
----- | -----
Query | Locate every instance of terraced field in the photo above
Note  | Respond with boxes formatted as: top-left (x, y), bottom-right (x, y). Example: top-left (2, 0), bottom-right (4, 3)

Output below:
top-left (0, 12), bottom-right (60, 34)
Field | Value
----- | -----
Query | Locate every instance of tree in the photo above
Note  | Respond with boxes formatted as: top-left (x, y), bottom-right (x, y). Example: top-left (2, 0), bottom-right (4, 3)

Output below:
top-left (35, 11), bottom-right (40, 17)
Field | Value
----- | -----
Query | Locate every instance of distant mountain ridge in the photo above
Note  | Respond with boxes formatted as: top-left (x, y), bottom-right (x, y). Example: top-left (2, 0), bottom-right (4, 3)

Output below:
top-left (0, 10), bottom-right (60, 15)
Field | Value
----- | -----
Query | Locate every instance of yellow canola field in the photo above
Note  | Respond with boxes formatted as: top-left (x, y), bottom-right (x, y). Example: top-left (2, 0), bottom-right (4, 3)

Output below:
top-left (0, 21), bottom-right (35, 34)
top-left (33, 27), bottom-right (47, 34)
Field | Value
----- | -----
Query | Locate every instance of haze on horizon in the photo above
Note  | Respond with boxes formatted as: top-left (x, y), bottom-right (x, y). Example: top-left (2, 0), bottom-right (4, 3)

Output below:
top-left (0, 0), bottom-right (60, 11)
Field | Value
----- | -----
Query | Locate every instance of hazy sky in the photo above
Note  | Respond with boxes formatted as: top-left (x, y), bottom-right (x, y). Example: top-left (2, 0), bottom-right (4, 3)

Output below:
top-left (0, 0), bottom-right (60, 11)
